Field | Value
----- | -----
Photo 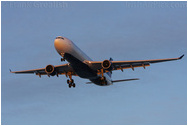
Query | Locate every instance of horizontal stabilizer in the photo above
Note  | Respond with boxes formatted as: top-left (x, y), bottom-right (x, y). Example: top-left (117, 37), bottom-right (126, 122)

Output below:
top-left (112, 78), bottom-right (139, 83)
top-left (86, 78), bottom-right (139, 84)
top-left (86, 82), bottom-right (93, 84)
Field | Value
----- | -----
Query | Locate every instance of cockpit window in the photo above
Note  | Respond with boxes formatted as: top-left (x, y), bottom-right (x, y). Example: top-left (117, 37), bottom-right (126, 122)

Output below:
top-left (56, 36), bottom-right (64, 40)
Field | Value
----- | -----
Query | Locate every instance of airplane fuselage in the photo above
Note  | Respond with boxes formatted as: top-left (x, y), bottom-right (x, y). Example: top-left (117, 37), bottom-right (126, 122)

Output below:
top-left (54, 36), bottom-right (112, 86)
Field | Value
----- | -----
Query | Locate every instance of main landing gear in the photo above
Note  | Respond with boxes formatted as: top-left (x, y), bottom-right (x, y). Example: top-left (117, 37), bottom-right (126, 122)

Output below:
top-left (100, 69), bottom-right (107, 85)
top-left (67, 79), bottom-right (76, 88)
top-left (66, 73), bottom-right (76, 88)
top-left (101, 76), bottom-right (107, 85)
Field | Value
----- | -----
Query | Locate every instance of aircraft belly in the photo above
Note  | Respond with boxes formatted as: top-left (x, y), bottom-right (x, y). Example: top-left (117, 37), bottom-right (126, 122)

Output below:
top-left (64, 53), bottom-right (98, 79)
top-left (63, 53), bottom-right (112, 85)
top-left (89, 78), bottom-right (112, 86)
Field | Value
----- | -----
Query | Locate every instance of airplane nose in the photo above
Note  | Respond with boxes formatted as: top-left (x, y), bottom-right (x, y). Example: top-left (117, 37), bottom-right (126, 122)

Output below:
top-left (54, 37), bottom-right (72, 56)
top-left (54, 39), bottom-right (63, 51)
top-left (54, 39), bottom-right (59, 46)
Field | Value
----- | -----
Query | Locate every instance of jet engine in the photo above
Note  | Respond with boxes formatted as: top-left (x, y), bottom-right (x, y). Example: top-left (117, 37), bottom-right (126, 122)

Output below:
top-left (101, 60), bottom-right (113, 71)
top-left (45, 65), bottom-right (56, 76)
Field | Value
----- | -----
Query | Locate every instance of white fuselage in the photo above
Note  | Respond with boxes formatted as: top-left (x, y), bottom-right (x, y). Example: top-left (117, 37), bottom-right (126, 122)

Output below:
top-left (54, 36), bottom-right (112, 86)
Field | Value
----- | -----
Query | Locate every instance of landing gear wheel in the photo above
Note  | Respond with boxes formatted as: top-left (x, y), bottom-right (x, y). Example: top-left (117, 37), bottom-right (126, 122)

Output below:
top-left (67, 79), bottom-right (70, 84)
top-left (67, 74), bottom-right (76, 88)
top-left (69, 84), bottom-right (72, 88)
top-left (102, 81), bottom-right (106, 85)
top-left (72, 83), bottom-right (76, 88)
top-left (101, 77), bottom-right (106, 81)
top-left (71, 79), bottom-right (74, 83)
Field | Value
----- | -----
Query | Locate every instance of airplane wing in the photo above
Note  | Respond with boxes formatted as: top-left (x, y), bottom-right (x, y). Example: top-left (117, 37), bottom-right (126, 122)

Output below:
top-left (10, 64), bottom-right (76, 76)
top-left (90, 54), bottom-right (184, 72)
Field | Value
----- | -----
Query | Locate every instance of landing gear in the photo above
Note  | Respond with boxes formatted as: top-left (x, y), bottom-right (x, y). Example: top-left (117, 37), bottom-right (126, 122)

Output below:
top-left (66, 74), bottom-right (76, 88)
top-left (69, 84), bottom-right (72, 88)
top-left (61, 58), bottom-right (65, 62)
top-left (101, 77), bottom-right (107, 85)
top-left (67, 80), bottom-right (76, 88)
top-left (101, 76), bottom-right (106, 81)
top-left (67, 79), bottom-right (74, 84)
top-left (100, 69), bottom-right (107, 85)
top-left (68, 83), bottom-right (75, 88)
top-left (72, 83), bottom-right (76, 88)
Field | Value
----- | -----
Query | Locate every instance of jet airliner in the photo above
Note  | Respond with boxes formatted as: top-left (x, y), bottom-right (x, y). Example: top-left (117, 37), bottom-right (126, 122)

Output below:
top-left (11, 36), bottom-right (184, 88)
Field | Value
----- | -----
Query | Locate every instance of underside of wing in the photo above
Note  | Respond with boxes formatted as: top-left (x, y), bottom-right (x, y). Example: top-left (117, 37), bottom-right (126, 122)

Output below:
top-left (10, 68), bottom-right (45, 74)
top-left (89, 54), bottom-right (184, 73)
top-left (10, 64), bottom-right (76, 76)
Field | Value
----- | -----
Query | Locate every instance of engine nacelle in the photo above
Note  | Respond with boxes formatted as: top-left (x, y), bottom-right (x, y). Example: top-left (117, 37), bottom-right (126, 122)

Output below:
top-left (101, 60), bottom-right (113, 71)
top-left (45, 65), bottom-right (56, 76)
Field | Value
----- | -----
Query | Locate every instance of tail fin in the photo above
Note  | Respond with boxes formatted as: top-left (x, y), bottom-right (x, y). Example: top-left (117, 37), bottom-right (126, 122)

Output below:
top-left (106, 57), bottom-right (113, 78)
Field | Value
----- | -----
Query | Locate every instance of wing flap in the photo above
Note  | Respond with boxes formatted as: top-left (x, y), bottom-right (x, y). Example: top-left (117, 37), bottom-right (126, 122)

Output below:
top-left (114, 63), bottom-right (150, 71)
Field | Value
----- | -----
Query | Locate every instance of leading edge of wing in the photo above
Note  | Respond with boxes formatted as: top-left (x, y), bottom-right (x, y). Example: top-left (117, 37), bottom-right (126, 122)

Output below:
top-left (87, 54), bottom-right (184, 72)
top-left (10, 68), bottom-right (45, 74)
top-left (89, 54), bottom-right (184, 64)
top-left (111, 54), bottom-right (184, 64)
top-left (10, 64), bottom-right (70, 74)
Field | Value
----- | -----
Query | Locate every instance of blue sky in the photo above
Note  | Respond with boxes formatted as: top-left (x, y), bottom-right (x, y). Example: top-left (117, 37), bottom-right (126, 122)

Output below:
top-left (1, 1), bottom-right (187, 125)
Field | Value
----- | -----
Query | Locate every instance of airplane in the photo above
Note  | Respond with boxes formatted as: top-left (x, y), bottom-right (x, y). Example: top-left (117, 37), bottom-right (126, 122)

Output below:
top-left (10, 36), bottom-right (184, 88)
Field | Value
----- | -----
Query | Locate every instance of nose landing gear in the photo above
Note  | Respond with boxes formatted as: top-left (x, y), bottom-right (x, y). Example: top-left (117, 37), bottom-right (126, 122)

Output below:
top-left (61, 58), bottom-right (65, 62)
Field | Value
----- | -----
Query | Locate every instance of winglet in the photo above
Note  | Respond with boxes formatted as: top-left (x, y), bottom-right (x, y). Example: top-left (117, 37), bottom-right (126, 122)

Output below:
top-left (179, 54), bottom-right (184, 59)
